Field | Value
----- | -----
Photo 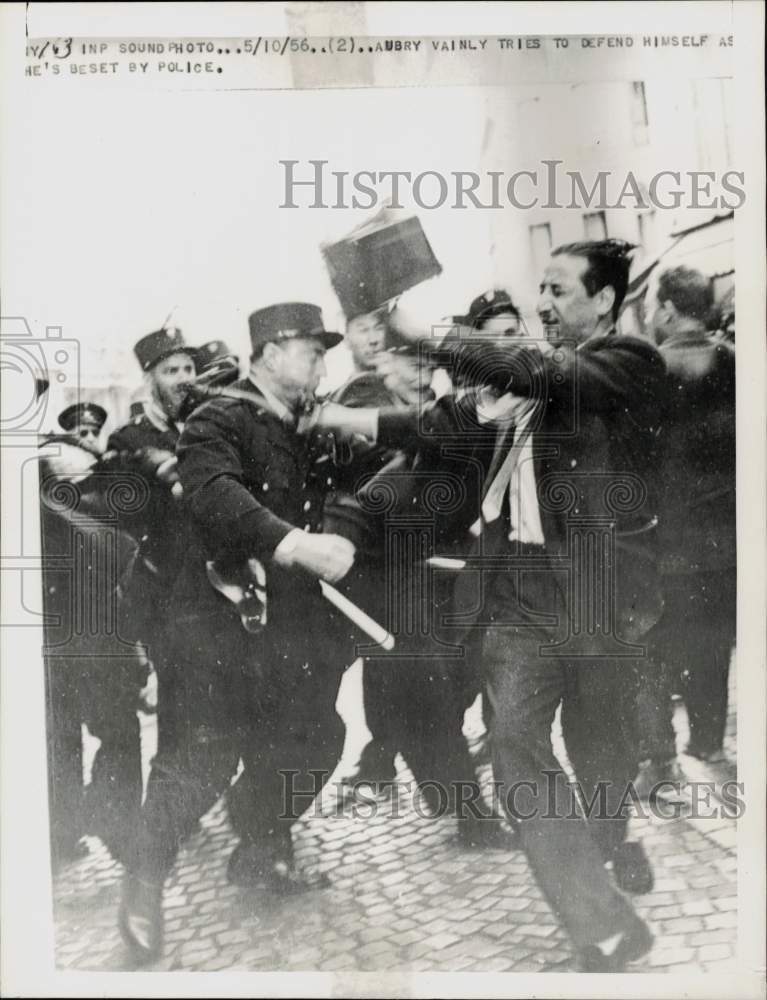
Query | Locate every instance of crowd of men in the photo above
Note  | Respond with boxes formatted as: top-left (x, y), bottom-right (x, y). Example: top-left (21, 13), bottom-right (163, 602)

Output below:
top-left (39, 236), bottom-right (735, 972)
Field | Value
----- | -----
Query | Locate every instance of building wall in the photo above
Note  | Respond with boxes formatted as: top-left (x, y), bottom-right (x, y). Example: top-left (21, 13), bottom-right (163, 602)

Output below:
top-left (481, 76), bottom-right (733, 332)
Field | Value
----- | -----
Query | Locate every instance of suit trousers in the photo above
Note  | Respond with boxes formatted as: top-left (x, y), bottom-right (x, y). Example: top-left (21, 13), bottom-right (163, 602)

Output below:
top-left (471, 555), bottom-right (642, 947)
top-left (45, 652), bottom-right (144, 867)
top-left (129, 599), bottom-right (347, 883)
top-left (639, 569), bottom-right (736, 760)
top-left (360, 563), bottom-right (480, 804)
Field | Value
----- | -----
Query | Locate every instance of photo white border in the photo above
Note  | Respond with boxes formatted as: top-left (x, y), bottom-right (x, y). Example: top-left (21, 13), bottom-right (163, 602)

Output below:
top-left (1, 3), bottom-right (763, 998)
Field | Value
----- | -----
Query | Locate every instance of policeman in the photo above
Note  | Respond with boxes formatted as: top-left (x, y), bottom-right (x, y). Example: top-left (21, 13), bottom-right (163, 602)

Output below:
top-left (106, 327), bottom-right (198, 751)
top-left (320, 307), bottom-right (388, 393)
top-left (465, 288), bottom-right (523, 337)
top-left (119, 303), bottom-right (356, 963)
top-left (177, 339), bottom-right (241, 423)
top-left (58, 401), bottom-right (108, 451)
top-left (107, 328), bottom-right (195, 636)
top-left (107, 325), bottom-right (197, 483)
top-left (195, 339), bottom-right (241, 386)
top-left (39, 393), bottom-right (143, 869)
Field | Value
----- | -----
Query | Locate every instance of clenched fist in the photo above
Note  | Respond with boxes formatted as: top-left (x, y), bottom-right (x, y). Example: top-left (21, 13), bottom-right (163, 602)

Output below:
top-left (273, 530), bottom-right (356, 583)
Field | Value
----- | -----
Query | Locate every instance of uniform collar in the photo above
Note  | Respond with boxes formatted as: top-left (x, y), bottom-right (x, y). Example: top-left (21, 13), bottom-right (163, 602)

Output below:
top-left (247, 370), bottom-right (296, 426)
top-left (145, 399), bottom-right (183, 436)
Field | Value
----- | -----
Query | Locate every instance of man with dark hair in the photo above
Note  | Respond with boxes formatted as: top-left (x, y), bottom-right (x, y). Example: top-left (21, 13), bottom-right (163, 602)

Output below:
top-left (321, 308), bottom-right (388, 394)
top-left (636, 266), bottom-right (735, 781)
top-left (654, 265), bottom-right (716, 332)
top-left (548, 239), bottom-right (633, 323)
top-left (443, 238), bottom-right (664, 969)
top-left (313, 239), bottom-right (665, 966)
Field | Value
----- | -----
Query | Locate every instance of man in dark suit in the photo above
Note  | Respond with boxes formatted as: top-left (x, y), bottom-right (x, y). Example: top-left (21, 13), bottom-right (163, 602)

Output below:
top-left (118, 303), bottom-right (356, 963)
top-left (637, 266), bottom-right (735, 776)
top-left (439, 240), bottom-right (665, 969)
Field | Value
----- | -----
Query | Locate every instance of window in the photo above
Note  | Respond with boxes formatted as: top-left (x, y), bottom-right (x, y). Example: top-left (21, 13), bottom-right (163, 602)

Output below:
top-left (583, 211), bottom-right (607, 240)
top-left (529, 223), bottom-right (552, 274)
top-left (630, 81), bottom-right (649, 146)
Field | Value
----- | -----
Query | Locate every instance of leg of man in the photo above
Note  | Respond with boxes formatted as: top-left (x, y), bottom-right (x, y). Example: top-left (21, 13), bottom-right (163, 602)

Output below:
top-left (227, 602), bottom-right (349, 882)
top-left (45, 655), bottom-right (86, 867)
top-left (357, 659), bottom-right (402, 782)
top-left (126, 611), bottom-right (255, 884)
top-left (399, 656), bottom-right (478, 816)
top-left (119, 657), bottom-right (245, 964)
top-left (561, 658), bottom-right (643, 862)
top-left (480, 566), bottom-right (637, 949)
top-left (245, 633), bottom-right (347, 840)
top-left (83, 654), bottom-right (145, 865)
top-left (634, 621), bottom-right (677, 765)
top-left (679, 569), bottom-right (736, 757)
top-left (240, 670), bottom-right (347, 863)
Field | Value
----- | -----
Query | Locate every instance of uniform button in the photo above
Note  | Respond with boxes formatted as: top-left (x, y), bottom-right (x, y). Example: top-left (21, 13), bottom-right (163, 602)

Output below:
top-left (262, 483), bottom-right (269, 492)
top-left (303, 500), bottom-right (311, 511)
top-left (326, 477), bottom-right (333, 486)
top-left (570, 458), bottom-right (577, 468)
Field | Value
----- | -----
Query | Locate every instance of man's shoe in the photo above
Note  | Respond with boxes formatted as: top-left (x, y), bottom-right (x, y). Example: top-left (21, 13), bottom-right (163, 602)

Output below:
top-left (227, 842), bottom-right (330, 894)
top-left (633, 758), bottom-right (686, 802)
top-left (352, 743), bottom-right (398, 787)
top-left (575, 944), bottom-right (612, 972)
top-left (612, 841), bottom-right (654, 895)
top-left (265, 859), bottom-right (332, 896)
top-left (118, 873), bottom-right (163, 964)
top-left (608, 912), bottom-right (654, 969)
top-left (575, 913), bottom-right (653, 971)
top-left (457, 814), bottom-right (518, 851)
top-left (227, 842), bottom-right (263, 886)
top-left (683, 742), bottom-right (726, 763)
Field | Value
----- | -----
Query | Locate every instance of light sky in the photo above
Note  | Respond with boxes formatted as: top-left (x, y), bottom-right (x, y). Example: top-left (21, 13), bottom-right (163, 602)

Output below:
top-left (5, 83), bottom-right (494, 401)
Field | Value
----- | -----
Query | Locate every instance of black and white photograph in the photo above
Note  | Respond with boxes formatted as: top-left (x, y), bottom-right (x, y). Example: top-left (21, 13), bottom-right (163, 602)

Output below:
top-left (1, 2), bottom-right (764, 997)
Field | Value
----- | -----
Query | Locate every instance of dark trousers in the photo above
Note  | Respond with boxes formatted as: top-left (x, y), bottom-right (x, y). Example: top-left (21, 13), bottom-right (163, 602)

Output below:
top-left (359, 565), bottom-right (480, 803)
top-left (639, 569), bottom-right (736, 761)
top-left (129, 603), bottom-right (347, 883)
top-left (361, 654), bottom-right (478, 805)
top-left (45, 654), bottom-right (144, 866)
top-left (473, 561), bottom-right (641, 948)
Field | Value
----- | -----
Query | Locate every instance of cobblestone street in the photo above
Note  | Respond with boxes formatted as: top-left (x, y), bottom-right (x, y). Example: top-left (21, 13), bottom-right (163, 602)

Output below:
top-left (52, 663), bottom-right (738, 975)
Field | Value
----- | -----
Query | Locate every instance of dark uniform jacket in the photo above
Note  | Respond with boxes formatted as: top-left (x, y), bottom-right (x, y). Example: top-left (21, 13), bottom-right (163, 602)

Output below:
top-left (657, 334), bottom-right (735, 575)
top-left (105, 413), bottom-right (191, 645)
top-left (170, 378), bottom-right (329, 633)
top-left (107, 413), bottom-right (187, 582)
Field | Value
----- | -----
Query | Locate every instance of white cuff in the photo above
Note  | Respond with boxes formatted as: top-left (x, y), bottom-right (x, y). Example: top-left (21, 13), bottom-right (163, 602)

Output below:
top-left (274, 528), bottom-right (303, 558)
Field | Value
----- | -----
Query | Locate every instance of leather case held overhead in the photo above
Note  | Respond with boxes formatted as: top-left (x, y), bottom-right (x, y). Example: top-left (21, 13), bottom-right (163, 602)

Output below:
top-left (321, 209), bottom-right (442, 319)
